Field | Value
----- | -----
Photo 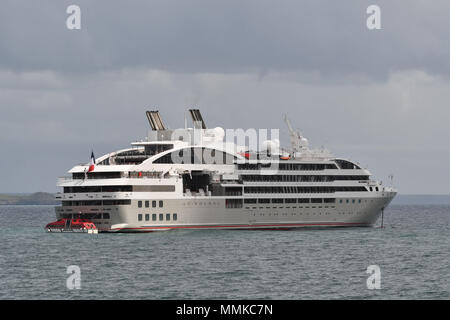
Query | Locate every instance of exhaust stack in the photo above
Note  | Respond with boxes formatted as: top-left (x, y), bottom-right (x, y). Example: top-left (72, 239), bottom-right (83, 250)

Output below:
top-left (189, 109), bottom-right (207, 129)
top-left (146, 110), bottom-right (167, 131)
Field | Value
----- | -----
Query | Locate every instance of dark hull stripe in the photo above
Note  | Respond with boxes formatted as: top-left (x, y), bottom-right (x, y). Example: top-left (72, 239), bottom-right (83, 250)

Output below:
top-left (109, 222), bottom-right (372, 232)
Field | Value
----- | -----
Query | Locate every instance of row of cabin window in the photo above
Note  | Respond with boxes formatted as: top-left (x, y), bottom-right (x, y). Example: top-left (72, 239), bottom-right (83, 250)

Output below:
top-left (64, 186), bottom-right (133, 193)
top-left (339, 199), bottom-right (362, 204)
top-left (237, 163), bottom-right (338, 171)
top-left (72, 171), bottom-right (162, 180)
top-left (241, 175), bottom-right (369, 182)
top-left (72, 172), bottom-right (122, 179)
top-left (60, 213), bottom-right (110, 219)
top-left (243, 198), bottom-right (363, 205)
top-left (244, 186), bottom-right (367, 194)
top-left (244, 198), bottom-right (336, 204)
top-left (62, 200), bottom-right (131, 206)
top-left (64, 185), bottom-right (175, 193)
top-left (138, 213), bottom-right (177, 222)
top-left (138, 200), bottom-right (163, 208)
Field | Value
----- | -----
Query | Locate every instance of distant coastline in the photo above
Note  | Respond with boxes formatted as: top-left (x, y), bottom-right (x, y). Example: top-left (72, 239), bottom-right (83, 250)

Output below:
top-left (0, 192), bottom-right (58, 205)
top-left (0, 193), bottom-right (449, 206)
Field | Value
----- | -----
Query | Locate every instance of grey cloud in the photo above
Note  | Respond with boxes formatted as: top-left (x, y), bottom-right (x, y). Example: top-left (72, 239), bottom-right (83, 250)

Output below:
top-left (1, 1), bottom-right (450, 79)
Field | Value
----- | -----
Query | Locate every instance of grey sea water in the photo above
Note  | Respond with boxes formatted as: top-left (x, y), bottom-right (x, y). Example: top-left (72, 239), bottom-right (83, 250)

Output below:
top-left (0, 205), bottom-right (449, 300)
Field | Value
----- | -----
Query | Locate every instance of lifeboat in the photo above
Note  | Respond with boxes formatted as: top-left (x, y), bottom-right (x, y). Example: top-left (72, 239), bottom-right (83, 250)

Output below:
top-left (45, 218), bottom-right (98, 233)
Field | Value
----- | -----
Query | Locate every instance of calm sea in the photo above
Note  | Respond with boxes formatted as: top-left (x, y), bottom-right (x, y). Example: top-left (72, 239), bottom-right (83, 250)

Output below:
top-left (0, 205), bottom-right (449, 300)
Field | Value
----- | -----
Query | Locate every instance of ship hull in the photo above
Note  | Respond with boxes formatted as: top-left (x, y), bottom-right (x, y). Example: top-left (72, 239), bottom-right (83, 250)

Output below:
top-left (55, 191), bottom-right (396, 233)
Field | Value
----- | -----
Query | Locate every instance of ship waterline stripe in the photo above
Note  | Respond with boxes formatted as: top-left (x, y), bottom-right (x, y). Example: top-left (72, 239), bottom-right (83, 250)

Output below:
top-left (111, 221), bottom-right (371, 231)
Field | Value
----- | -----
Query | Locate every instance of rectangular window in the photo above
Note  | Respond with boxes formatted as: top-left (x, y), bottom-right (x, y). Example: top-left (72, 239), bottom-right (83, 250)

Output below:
top-left (226, 199), bottom-right (243, 208)
top-left (133, 185), bottom-right (176, 192)
top-left (173, 213), bottom-right (177, 221)
top-left (159, 200), bottom-right (163, 208)
top-left (285, 199), bottom-right (297, 203)
top-left (138, 214), bottom-right (142, 221)
top-left (145, 201), bottom-right (149, 208)
top-left (272, 198), bottom-right (283, 204)
top-left (298, 198), bottom-right (310, 203)
top-left (103, 213), bottom-right (110, 219)
top-left (152, 214), bottom-right (157, 221)
top-left (166, 214), bottom-right (170, 221)
top-left (138, 201), bottom-right (142, 208)
top-left (311, 198), bottom-right (323, 203)
top-left (102, 199), bottom-right (131, 206)
top-left (145, 214), bottom-right (150, 221)
top-left (152, 200), bottom-right (156, 208)
top-left (159, 213), bottom-right (164, 221)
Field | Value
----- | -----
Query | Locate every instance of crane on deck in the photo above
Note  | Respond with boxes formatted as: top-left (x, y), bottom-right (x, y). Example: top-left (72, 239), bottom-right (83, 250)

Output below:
top-left (283, 114), bottom-right (309, 154)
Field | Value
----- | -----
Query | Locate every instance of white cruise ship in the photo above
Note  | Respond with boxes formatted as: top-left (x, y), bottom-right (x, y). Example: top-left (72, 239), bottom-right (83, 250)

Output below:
top-left (52, 109), bottom-right (397, 232)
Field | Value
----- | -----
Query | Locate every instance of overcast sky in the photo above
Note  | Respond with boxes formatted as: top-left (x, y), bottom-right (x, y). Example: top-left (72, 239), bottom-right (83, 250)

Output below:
top-left (1, 0), bottom-right (449, 194)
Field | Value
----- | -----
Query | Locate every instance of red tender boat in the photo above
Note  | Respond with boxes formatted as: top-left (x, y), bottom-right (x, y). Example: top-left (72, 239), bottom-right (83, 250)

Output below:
top-left (45, 218), bottom-right (98, 233)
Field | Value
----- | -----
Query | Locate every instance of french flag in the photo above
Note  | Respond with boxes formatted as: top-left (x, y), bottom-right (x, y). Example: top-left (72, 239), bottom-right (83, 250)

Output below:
top-left (88, 151), bottom-right (95, 172)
